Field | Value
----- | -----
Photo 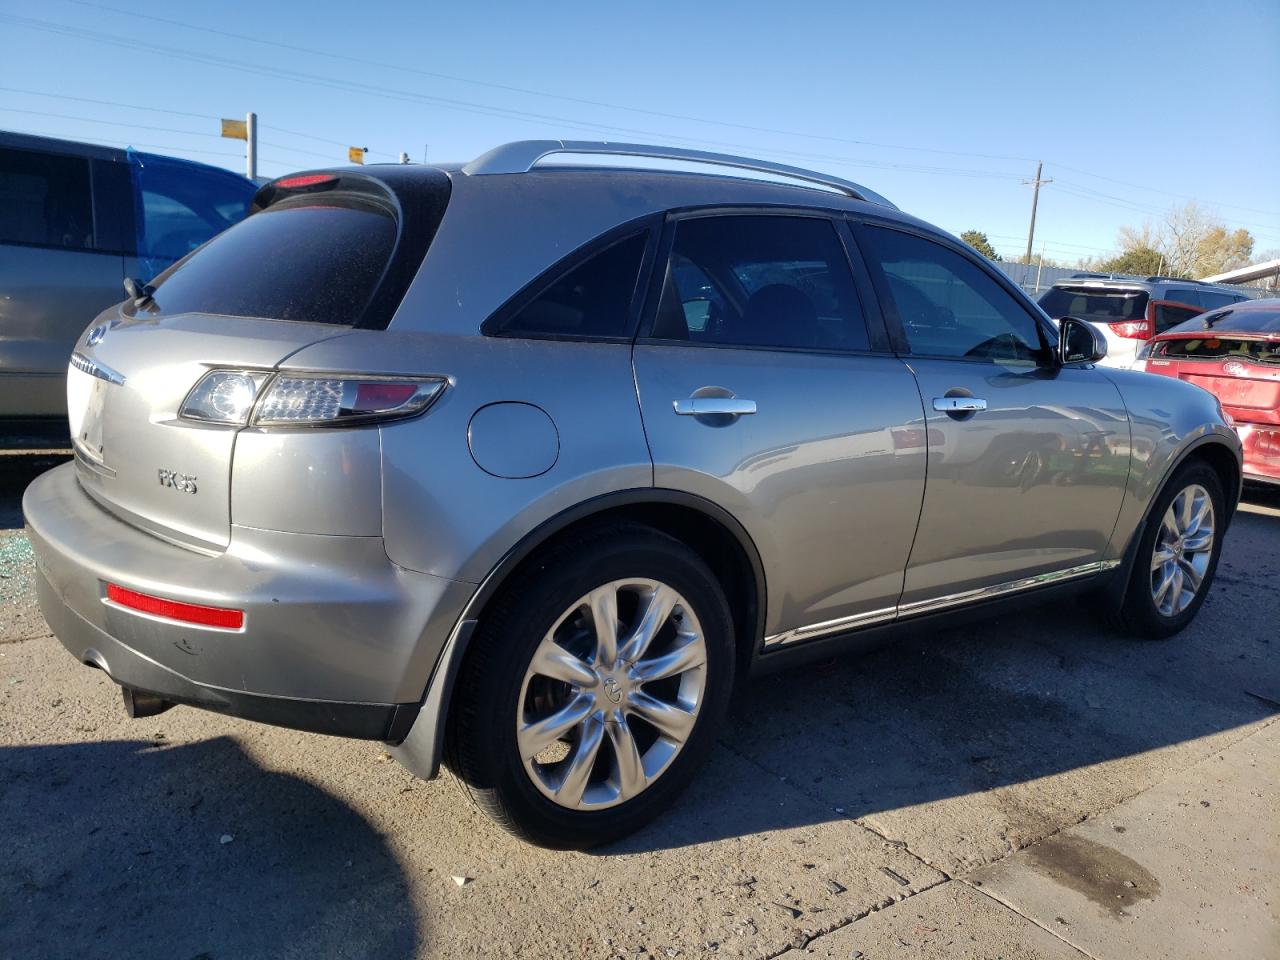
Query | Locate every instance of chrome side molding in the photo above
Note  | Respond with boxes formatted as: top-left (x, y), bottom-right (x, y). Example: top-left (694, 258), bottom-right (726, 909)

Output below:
top-left (762, 559), bottom-right (1122, 650)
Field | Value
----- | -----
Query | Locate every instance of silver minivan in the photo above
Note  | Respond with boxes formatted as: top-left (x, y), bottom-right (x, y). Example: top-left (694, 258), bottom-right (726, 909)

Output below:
top-left (0, 131), bottom-right (254, 429)
top-left (24, 141), bottom-right (1241, 848)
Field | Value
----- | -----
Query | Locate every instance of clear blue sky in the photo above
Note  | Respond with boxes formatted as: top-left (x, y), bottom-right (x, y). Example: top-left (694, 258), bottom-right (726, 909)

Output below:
top-left (3, 0), bottom-right (1277, 263)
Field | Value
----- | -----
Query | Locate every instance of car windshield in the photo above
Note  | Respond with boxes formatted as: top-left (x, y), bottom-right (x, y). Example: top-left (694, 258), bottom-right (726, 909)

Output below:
top-left (1038, 286), bottom-right (1149, 323)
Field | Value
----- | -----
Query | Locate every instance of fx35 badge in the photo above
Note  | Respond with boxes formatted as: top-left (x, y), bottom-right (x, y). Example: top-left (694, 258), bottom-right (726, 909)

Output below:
top-left (158, 469), bottom-right (198, 494)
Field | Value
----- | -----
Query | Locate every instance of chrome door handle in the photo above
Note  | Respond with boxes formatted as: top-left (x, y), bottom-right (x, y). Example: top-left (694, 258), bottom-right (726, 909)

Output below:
top-left (932, 396), bottom-right (987, 413)
top-left (673, 397), bottom-right (757, 416)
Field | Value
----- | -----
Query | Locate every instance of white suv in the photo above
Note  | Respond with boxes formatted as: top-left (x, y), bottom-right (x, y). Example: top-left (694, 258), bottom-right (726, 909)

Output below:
top-left (1038, 275), bottom-right (1249, 368)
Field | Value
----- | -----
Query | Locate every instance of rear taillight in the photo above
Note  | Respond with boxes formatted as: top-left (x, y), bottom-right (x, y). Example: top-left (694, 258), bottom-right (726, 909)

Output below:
top-left (180, 369), bottom-right (446, 428)
top-left (253, 374), bottom-right (445, 427)
top-left (106, 583), bottom-right (244, 630)
top-left (1107, 319), bottom-right (1152, 340)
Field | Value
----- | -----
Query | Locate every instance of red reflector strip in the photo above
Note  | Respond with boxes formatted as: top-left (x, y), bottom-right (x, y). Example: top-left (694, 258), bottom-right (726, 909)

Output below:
top-left (274, 173), bottom-right (337, 190)
top-left (106, 583), bottom-right (244, 630)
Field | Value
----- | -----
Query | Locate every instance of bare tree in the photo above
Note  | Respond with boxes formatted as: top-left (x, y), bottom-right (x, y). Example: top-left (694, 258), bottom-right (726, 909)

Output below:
top-left (1107, 203), bottom-right (1256, 278)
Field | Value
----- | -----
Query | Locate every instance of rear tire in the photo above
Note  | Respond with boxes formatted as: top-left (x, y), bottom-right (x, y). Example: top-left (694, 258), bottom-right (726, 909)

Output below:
top-left (1110, 461), bottom-right (1225, 640)
top-left (445, 523), bottom-right (734, 849)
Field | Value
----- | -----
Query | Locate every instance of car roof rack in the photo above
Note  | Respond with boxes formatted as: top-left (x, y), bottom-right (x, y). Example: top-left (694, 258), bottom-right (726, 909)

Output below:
top-left (1145, 275), bottom-right (1206, 285)
top-left (461, 140), bottom-right (896, 209)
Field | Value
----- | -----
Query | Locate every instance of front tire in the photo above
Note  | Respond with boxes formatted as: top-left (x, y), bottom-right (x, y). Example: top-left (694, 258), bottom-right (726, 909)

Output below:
top-left (1112, 461), bottom-right (1225, 639)
top-left (445, 524), bottom-right (735, 849)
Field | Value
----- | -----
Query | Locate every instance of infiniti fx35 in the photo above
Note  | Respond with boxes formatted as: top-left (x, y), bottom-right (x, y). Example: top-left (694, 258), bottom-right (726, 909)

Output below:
top-left (24, 141), bottom-right (1242, 848)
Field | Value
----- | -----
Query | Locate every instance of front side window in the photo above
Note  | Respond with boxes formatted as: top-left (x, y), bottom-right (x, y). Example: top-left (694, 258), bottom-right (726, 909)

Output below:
top-left (0, 148), bottom-right (93, 249)
top-left (653, 215), bottom-right (870, 352)
top-left (493, 232), bottom-right (649, 339)
top-left (863, 226), bottom-right (1046, 363)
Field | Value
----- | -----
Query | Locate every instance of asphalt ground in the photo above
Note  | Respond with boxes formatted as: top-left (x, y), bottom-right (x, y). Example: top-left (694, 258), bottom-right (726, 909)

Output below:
top-left (1, 454), bottom-right (1276, 959)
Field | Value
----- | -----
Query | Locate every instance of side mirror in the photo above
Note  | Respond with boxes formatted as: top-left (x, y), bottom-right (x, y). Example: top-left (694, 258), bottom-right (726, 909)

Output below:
top-left (1058, 316), bottom-right (1107, 365)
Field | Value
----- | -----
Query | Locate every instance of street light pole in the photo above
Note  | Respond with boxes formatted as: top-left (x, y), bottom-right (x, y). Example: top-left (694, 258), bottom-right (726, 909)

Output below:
top-left (246, 112), bottom-right (258, 181)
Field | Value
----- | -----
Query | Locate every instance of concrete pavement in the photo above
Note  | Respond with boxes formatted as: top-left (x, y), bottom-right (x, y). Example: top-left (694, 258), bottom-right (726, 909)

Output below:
top-left (1, 464), bottom-right (1276, 959)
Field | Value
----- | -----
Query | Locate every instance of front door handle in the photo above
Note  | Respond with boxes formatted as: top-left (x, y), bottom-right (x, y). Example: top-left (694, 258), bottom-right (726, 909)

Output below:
top-left (932, 396), bottom-right (987, 414)
top-left (673, 397), bottom-right (757, 416)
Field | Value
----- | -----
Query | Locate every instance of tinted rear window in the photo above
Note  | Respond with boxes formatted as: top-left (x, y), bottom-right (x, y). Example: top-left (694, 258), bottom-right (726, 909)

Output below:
top-left (1155, 337), bottom-right (1280, 364)
top-left (1164, 304), bottom-right (1280, 336)
top-left (1039, 286), bottom-right (1149, 323)
top-left (142, 198), bottom-right (395, 326)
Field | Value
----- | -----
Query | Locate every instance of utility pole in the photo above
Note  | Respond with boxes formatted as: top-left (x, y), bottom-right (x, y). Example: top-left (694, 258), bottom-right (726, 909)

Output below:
top-left (245, 111), bottom-right (257, 181)
top-left (1023, 161), bottom-right (1052, 264)
top-left (1035, 240), bottom-right (1047, 293)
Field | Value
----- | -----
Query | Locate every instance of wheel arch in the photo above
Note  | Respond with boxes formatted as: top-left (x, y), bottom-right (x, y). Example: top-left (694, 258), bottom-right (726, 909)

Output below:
top-left (1102, 433), bottom-right (1240, 611)
top-left (388, 489), bottom-right (766, 781)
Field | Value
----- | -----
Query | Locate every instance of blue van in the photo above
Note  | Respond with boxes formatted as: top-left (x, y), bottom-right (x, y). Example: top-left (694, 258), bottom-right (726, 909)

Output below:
top-left (0, 131), bottom-right (256, 428)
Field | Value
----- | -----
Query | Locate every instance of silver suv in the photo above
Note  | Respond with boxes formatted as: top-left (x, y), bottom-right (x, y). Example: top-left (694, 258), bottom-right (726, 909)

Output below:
top-left (24, 141), bottom-right (1242, 848)
top-left (1038, 274), bottom-right (1250, 369)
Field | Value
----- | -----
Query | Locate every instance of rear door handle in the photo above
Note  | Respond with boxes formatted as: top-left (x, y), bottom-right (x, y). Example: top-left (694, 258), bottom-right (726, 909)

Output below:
top-left (932, 396), bottom-right (987, 414)
top-left (673, 398), bottom-right (757, 416)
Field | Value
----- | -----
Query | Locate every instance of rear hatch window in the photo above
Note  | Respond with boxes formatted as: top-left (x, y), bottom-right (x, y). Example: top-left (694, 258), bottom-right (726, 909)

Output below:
top-left (1153, 337), bottom-right (1280, 364)
top-left (131, 167), bottom-right (451, 330)
top-left (1039, 285), bottom-right (1149, 323)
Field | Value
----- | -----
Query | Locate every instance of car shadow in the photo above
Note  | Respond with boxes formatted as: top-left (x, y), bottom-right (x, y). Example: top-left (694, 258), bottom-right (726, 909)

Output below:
top-left (0, 736), bottom-right (421, 959)
top-left (0, 452), bottom-right (70, 529)
top-left (605, 499), bottom-right (1279, 854)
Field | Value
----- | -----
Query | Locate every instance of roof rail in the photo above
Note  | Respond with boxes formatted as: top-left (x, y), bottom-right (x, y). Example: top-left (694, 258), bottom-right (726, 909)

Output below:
top-left (461, 140), bottom-right (896, 209)
top-left (1145, 275), bottom-right (1203, 285)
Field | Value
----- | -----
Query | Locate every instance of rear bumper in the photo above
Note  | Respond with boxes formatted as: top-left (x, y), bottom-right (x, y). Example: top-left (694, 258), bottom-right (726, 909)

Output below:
top-left (23, 462), bottom-right (475, 740)
top-left (1237, 423), bottom-right (1280, 484)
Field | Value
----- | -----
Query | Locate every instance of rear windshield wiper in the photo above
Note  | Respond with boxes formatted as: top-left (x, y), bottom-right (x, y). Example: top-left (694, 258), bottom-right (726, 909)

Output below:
top-left (1203, 309), bottom-right (1233, 328)
top-left (123, 277), bottom-right (156, 312)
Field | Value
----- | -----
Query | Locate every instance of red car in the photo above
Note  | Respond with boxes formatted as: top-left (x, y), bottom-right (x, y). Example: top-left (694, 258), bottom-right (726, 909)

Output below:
top-left (1143, 298), bottom-right (1280, 485)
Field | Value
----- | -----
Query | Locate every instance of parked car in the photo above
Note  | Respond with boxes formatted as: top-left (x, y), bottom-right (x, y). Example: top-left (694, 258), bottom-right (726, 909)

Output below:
top-left (24, 141), bottom-right (1242, 848)
top-left (1038, 275), bottom-right (1250, 369)
top-left (0, 131), bottom-right (255, 429)
top-left (1143, 297), bottom-right (1280, 485)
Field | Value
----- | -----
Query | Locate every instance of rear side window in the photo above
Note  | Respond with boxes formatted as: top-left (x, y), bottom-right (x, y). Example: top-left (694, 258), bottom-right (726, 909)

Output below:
top-left (134, 161), bottom-right (253, 266)
top-left (143, 198), bottom-right (395, 325)
top-left (1165, 289), bottom-right (1202, 307)
top-left (490, 232), bottom-right (649, 339)
top-left (1154, 301), bottom-right (1204, 333)
top-left (0, 148), bottom-right (93, 250)
top-left (863, 226), bottom-right (1045, 362)
top-left (652, 215), bottom-right (870, 352)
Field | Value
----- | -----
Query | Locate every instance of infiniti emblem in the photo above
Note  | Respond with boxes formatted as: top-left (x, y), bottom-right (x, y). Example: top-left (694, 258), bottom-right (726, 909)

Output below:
top-left (603, 677), bottom-right (623, 703)
top-left (86, 323), bottom-right (111, 347)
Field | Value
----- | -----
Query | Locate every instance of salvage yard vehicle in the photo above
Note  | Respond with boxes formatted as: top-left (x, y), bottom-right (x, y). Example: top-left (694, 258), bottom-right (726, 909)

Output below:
top-left (1144, 298), bottom-right (1280, 486)
top-left (0, 130), bottom-right (255, 429)
top-left (1037, 275), bottom-right (1249, 369)
top-left (24, 141), bottom-right (1242, 848)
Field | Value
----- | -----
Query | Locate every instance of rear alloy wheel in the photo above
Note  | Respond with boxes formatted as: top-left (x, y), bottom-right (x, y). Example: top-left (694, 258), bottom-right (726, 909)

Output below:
top-left (518, 579), bottom-right (707, 811)
top-left (1113, 461), bottom-right (1225, 639)
top-left (446, 525), bottom-right (734, 848)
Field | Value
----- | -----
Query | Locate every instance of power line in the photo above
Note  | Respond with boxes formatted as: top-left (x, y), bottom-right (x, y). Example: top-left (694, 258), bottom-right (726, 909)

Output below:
top-left (0, 105), bottom-right (224, 140)
top-left (53, 0), bottom-right (1038, 165)
top-left (0, 14), bottom-right (1030, 185)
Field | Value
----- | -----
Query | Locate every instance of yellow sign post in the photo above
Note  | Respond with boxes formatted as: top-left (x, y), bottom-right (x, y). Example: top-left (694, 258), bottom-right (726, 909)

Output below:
top-left (348, 146), bottom-right (367, 165)
top-left (220, 118), bottom-right (247, 141)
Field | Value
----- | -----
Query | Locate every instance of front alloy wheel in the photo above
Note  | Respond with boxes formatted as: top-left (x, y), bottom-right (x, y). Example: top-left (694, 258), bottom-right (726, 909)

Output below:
top-left (1150, 483), bottom-right (1215, 617)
